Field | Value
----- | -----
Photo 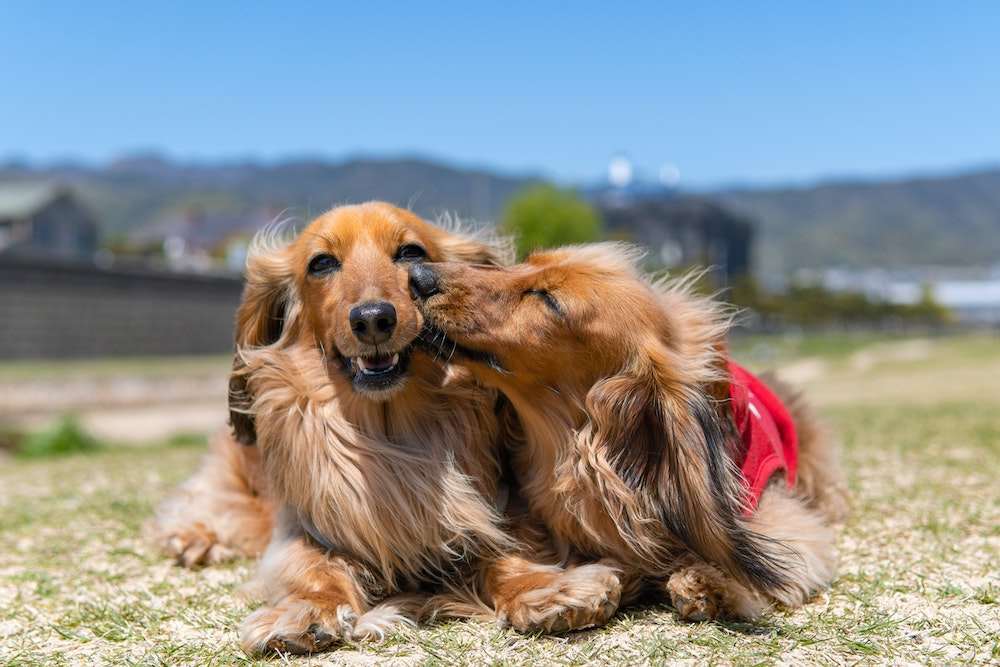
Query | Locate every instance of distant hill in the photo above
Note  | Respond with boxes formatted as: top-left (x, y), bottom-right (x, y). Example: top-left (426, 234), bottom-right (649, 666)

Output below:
top-left (716, 169), bottom-right (1000, 274)
top-left (0, 155), bottom-right (543, 239)
top-left (2, 156), bottom-right (999, 274)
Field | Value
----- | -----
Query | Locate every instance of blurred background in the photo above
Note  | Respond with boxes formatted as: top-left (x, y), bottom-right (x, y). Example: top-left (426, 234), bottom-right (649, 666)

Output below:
top-left (2, 1), bottom-right (999, 452)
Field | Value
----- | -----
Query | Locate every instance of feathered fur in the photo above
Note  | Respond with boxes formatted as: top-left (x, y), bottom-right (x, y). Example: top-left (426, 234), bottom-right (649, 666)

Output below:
top-left (411, 242), bottom-right (849, 621)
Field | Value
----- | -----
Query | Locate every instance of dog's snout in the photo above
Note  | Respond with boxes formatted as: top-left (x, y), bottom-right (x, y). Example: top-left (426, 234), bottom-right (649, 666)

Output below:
top-left (350, 301), bottom-right (397, 344)
top-left (408, 263), bottom-right (440, 299)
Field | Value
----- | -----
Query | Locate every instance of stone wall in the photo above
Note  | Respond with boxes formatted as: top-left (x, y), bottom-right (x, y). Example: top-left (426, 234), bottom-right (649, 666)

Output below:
top-left (0, 256), bottom-right (243, 359)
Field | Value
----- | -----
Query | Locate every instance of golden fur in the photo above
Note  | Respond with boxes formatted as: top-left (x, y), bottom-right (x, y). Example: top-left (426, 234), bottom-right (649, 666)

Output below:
top-left (410, 242), bottom-right (849, 621)
top-left (154, 429), bottom-right (273, 566)
top-left (154, 203), bottom-right (625, 655)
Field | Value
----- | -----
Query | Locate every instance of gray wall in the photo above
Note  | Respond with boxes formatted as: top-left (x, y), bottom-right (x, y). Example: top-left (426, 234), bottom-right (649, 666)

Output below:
top-left (0, 256), bottom-right (243, 359)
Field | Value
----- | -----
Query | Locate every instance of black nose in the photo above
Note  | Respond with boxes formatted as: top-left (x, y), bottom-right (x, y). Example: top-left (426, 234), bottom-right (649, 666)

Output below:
top-left (408, 263), bottom-right (440, 299)
top-left (349, 301), bottom-right (397, 344)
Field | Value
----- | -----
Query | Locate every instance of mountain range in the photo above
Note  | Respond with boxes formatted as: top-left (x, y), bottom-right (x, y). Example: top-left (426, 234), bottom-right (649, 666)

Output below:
top-left (717, 169), bottom-right (1000, 275)
top-left (0, 155), bottom-right (542, 237)
top-left (2, 155), bottom-right (998, 276)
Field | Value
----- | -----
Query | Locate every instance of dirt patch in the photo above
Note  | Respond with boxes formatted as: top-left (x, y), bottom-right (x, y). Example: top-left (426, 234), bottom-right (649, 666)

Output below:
top-left (0, 370), bottom-right (229, 444)
top-left (848, 338), bottom-right (934, 372)
top-left (773, 337), bottom-right (1000, 408)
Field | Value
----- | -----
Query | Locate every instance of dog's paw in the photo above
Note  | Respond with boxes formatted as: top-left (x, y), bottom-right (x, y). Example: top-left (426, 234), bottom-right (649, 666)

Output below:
top-left (164, 523), bottom-right (238, 567)
top-left (505, 562), bottom-right (622, 634)
top-left (240, 597), bottom-right (357, 656)
top-left (666, 564), bottom-right (766, 622)
top-left (666, 570), bottom-right (722, 622)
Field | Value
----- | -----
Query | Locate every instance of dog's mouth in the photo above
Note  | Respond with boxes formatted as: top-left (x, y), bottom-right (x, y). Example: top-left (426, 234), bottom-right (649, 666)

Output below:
top-left (340, 348), bottom-right (414, 397)
top-left (355, 352), bottom-right (400, 376)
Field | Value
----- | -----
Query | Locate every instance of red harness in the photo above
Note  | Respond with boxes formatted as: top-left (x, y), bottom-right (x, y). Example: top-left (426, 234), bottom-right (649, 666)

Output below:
top-left (727, 362), bottom-right (798, 513)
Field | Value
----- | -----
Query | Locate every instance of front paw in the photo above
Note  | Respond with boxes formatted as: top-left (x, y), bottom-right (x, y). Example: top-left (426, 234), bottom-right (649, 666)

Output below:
top-left (240, 597), bottom-right (358, 655)
top-left (164, 523), bottom-right (238, 567)
top-left (506, 562), bottom-right (622, 634)
top-left (667, 566), bottom-right (727, 621)
top-left (666, 564), bottom-right (766, 622)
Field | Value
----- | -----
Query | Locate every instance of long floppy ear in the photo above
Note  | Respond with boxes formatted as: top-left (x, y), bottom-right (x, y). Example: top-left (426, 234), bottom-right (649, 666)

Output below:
top-left (586, 363), bottom-right (792, 594)
top-left (228, 242), bottom-right (296, 445)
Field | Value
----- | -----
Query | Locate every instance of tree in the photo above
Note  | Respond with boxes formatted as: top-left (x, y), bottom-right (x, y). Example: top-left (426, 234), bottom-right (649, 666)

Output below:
top-left (501, 185), bottom-right (602, 258)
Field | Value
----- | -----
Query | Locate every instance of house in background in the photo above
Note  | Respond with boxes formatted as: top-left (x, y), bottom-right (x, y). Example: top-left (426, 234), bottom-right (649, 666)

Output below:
top-left (0, 182), bottom-right (99, 261)
top-left (125, 204), bottom-right (284, 273)
top-left (0, 182), bottom-right (244, 359)
top-left (595, 194), bottom-right (754, 282)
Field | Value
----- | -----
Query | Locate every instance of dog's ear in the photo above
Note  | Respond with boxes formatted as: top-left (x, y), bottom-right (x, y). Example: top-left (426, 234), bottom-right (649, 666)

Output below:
top-left (228, 358), bottom-right (257, 446)
top-left (435, 232), bottom-right (513, 267)
top-left (585, 361), bottom-right (791, 594)
top-left (228, 247), bottom-right (295, 445)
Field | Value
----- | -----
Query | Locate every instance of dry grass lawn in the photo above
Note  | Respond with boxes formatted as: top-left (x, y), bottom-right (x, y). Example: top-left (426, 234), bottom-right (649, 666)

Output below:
top-left (1, 335), bottom-right (998, 666)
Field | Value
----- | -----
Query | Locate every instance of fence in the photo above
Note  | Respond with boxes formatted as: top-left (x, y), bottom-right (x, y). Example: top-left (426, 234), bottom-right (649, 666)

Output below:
top-left (0, 256), bottom-right (244, 359)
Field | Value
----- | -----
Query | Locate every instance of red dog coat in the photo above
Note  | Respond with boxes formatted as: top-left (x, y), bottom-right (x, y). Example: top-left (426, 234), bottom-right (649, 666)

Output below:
top-left (728, 362), bottom-right (798, 513)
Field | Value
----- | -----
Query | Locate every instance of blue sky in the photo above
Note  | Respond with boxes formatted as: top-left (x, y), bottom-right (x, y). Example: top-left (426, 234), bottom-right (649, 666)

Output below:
top-left (3, 1), bottom-right (998, 187)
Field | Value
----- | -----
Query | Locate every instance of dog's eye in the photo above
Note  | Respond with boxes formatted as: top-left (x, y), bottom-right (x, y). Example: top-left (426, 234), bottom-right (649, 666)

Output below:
top-left (395, 244), bottom-right (428, 262)
top-left (308, 254), bottom-right (340, 274)
top-left (525, 289), bottom-right (564, 316)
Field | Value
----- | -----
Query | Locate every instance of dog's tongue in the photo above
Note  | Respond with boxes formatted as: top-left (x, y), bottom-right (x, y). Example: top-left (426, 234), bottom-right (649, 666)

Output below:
top-left (356, 354), bottom-right (398, 374)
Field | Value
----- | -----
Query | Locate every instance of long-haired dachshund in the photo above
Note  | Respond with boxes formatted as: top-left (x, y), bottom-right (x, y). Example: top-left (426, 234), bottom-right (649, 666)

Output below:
top-left (410, 242), bottom-right (849, 622)
top-left (156, 204), bottom-right (625, 655)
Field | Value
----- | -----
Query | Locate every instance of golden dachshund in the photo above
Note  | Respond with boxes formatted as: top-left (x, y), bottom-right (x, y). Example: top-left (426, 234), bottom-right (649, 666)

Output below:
top-left (411, 242), bottom-right (849, 622)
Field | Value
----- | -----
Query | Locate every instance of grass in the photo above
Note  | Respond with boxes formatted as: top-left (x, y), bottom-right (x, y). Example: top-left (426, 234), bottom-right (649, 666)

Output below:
top-left (14, 415), bottom-right (101, 458)
top-left (1, 334), bottom-right (998, 665)
top-left (0, 355), bottom-right (232, 383)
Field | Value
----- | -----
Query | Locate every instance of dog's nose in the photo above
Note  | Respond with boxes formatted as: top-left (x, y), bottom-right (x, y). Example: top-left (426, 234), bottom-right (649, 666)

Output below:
top-left (349, 301), bottom-right (397, 344)
top-left (408, 263), bottom-right (440, 299)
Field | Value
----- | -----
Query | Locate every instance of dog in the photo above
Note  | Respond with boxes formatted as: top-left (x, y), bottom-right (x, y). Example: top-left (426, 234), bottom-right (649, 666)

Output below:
top-left (155, 203), bottom-right (625, 655)
top-left (410, 242), bottom-right (849, 622)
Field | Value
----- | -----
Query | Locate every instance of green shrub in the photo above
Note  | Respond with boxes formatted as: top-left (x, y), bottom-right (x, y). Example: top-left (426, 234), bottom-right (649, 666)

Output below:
top-left (17, 415), bottom-right (101, 458)
top-left (501, 185), bottom-right (602, 258)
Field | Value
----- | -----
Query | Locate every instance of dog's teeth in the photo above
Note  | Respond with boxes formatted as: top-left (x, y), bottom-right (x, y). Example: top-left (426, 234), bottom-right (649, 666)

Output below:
top-left (355, 354), bottom-right (400, 376)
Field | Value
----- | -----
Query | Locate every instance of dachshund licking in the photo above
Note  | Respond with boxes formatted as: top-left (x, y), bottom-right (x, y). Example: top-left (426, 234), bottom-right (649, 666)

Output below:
top-left (411, 242), bottom-right (849, 622)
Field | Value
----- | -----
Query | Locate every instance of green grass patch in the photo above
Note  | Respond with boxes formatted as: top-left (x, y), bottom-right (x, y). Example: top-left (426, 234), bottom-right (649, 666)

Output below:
top-left (731, 330), bottom-right (879, 364)
top-left (14, 415), bottom-right (101, 459)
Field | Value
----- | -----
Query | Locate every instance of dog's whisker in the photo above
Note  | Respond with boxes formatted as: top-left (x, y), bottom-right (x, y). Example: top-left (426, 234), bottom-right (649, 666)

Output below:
top-left (433, 331), bottom-right (448, 363)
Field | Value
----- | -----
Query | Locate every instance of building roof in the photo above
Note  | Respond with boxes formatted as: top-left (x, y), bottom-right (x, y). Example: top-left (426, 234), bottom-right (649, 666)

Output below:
top-left (128, 205), bottom-right (285, 252)
top-left (0, 182), bottom-right (64, 219)
top-left (600, 195), bottom-right (753, 235)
